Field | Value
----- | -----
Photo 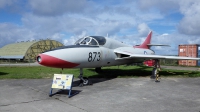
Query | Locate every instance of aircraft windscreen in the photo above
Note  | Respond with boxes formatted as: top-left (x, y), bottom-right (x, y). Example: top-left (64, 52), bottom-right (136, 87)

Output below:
top-left (90, 36), bottom-right (106, 45)
top-left (75, 36), bottom-right (106, 46)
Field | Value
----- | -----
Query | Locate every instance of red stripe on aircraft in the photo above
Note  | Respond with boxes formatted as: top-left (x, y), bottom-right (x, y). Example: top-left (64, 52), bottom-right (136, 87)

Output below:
top-left (38, 54), bottom-right (79, 68)
top-left (134, 31), bottom-right (152, 49)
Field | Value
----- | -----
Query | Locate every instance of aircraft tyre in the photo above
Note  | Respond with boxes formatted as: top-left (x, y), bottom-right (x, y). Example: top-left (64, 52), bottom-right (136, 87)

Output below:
top-left (78, 68), bottom-right (93, 87)
top-left (79, 77), bottom-right (93, 87)
top-left (151, 68), bottom-right (157, 79)
top-left (82, 77), bottom-right (89, 85)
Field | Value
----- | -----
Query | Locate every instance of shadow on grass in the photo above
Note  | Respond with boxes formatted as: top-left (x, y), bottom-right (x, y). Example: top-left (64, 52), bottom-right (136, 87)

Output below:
top-left (73, 66), bottom-right (200, 87)
top-left (159, 70), bottom-right (200, 77)
top-left (89, 66), bottom-right (153, 78)
top-left (0, 72), bottom-right (8, 76)
top-left (72, 66), bottom-right (152, 87)
top-left (92, 66), bottom-right (200, 78)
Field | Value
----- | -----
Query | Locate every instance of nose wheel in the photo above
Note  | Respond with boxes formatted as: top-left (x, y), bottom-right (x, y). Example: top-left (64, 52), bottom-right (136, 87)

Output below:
top-left (78, 68), bottom-right (92, 87)
top-left (78, 76), bottom-right (89, 87)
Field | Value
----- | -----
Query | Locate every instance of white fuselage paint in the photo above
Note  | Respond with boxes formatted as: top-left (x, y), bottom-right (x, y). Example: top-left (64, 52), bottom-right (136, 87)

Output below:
top-left (43, 37), bottom-right (155, 68)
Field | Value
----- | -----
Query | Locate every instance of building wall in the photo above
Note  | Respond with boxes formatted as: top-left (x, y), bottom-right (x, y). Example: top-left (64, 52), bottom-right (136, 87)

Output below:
top-left (178, 44), bottom-right (199, 66)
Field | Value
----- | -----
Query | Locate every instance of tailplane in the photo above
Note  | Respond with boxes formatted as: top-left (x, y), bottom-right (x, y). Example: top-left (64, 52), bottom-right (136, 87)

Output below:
top-left (134, 31), bottom-right (169, 49)
top-left (134, 31), bottom-right (152, 49)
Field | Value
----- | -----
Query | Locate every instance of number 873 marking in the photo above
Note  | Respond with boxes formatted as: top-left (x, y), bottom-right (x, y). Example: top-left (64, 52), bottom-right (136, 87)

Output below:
top-left (88, 52), bottom-right (101, 62)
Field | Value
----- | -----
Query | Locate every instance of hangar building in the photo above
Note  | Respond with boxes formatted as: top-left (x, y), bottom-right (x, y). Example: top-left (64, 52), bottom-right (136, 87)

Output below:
top-left (0, 40), bottom-right (64, 62)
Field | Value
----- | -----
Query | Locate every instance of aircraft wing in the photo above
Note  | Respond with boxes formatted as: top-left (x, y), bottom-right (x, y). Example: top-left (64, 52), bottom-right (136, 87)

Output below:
top-left (116, 54), bottom-right (200, 60)
top-left (114, 50), bottom-right (200, 60)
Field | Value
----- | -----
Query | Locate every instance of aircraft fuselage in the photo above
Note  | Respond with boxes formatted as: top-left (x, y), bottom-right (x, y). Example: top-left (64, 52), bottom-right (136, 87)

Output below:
top-left (37, 44), bottom-right (154, 68)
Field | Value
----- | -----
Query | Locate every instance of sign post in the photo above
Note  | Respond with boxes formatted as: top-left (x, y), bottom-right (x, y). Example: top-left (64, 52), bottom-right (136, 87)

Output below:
top-left (49, 74), bottom-right (74, 98)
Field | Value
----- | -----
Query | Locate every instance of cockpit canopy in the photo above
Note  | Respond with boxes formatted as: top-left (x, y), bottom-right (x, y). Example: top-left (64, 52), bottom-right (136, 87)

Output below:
top-left (75, 36), bottom-right (106, 46)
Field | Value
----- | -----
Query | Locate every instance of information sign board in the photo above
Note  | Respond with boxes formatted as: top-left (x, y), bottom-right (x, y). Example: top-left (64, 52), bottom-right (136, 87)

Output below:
top-left (49, 74), bottom-right (74, 98)
top-left (52, 74), bottom-right (73, 89)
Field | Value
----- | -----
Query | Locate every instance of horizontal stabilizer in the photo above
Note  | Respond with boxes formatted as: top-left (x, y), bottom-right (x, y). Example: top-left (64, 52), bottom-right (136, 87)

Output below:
top-left (147, 44), bottom-right (170, 47)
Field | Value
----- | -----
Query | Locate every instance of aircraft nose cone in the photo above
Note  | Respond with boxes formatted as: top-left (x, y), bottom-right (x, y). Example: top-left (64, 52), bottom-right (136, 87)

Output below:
top-left (36, 54), bottom-right (79, 68)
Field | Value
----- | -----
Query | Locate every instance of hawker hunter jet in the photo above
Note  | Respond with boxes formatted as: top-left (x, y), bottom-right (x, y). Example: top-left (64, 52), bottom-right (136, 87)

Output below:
top-left (37, 31), bottom-right (200, 86)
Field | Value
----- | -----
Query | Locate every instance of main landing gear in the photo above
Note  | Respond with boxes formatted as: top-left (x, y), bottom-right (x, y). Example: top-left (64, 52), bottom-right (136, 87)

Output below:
top-left (78, 68), bottom-right (92, 87)
top-left (151, 59), bottom-right (161, 82)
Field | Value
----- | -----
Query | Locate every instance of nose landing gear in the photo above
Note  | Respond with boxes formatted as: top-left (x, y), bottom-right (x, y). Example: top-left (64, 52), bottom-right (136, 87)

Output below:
top-left (78, 68), bottom-right (92, 87)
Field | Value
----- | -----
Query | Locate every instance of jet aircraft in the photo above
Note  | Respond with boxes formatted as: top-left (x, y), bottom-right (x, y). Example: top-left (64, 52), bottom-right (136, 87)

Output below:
top-left (37, 31), bottom-right (200, 86)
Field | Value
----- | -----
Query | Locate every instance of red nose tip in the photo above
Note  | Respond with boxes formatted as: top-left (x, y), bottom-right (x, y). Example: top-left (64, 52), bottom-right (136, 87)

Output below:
top-left (37, 54), bottom-right (79, 68)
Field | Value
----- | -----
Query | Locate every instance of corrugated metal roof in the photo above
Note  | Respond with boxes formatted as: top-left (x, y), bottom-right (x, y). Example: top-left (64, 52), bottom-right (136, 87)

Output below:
top-left (0, 40), bottom-right (64, 60)
top-left (0, 41), bottom-right (37, 59)
top-left (0, 55), bottom-right (24, 59)
top-left (179, 44), bottom-right (200, 46)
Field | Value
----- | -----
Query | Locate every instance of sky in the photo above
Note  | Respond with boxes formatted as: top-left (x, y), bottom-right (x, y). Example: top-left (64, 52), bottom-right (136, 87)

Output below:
top-left (0, 0), bottom-right (200, 55)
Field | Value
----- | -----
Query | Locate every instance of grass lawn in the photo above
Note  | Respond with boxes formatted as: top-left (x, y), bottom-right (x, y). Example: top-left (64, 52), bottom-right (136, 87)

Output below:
top-left (0, 65), bottom-right (200, 79)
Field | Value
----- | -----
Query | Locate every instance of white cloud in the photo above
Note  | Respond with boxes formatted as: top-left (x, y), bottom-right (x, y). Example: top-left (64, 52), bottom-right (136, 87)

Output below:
top-left (150, 32), bottom-right (200, 55)
top-left (0, 22), bottom-right (66, 48)
top-left (137, 23), bottom-right (151, 36)
top-left (63, 31), bottom-right (87, 45)
top-left (138, 0), bottom-right (179, 13)
top-left (28, 0), bottom-right (92, 16)
top-left (95, 20), bottom-right (131, 36)
top-left (49, 33), bottom-right (65, 41)
top-left (1, 0), bottom-right (200, 56)
top-left (162, 33), bottom-right (169, 36)
top-left (177, 0), bottom-right (200, 35)
top-left (0, 0), bottom-right (15, 8)
top-left (137, 0), bottom-right (200, 36)
top-left (0, 23), bottom-right (37, 47)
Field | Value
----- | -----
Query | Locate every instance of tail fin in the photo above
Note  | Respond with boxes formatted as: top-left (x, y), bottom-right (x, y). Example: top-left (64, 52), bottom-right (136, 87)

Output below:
top-left (135, 31), bottom-right (152, 49)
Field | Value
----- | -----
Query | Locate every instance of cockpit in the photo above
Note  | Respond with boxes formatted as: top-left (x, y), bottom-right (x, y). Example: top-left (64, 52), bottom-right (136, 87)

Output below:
top-left (75, 36), bottom-right (106, 46)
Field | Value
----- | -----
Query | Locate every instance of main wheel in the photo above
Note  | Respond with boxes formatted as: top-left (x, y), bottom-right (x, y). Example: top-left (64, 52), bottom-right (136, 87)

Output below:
top-left (83, 77), bottom-right (89, 85)
top-left (151, 68), bottom-right (157, 79)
